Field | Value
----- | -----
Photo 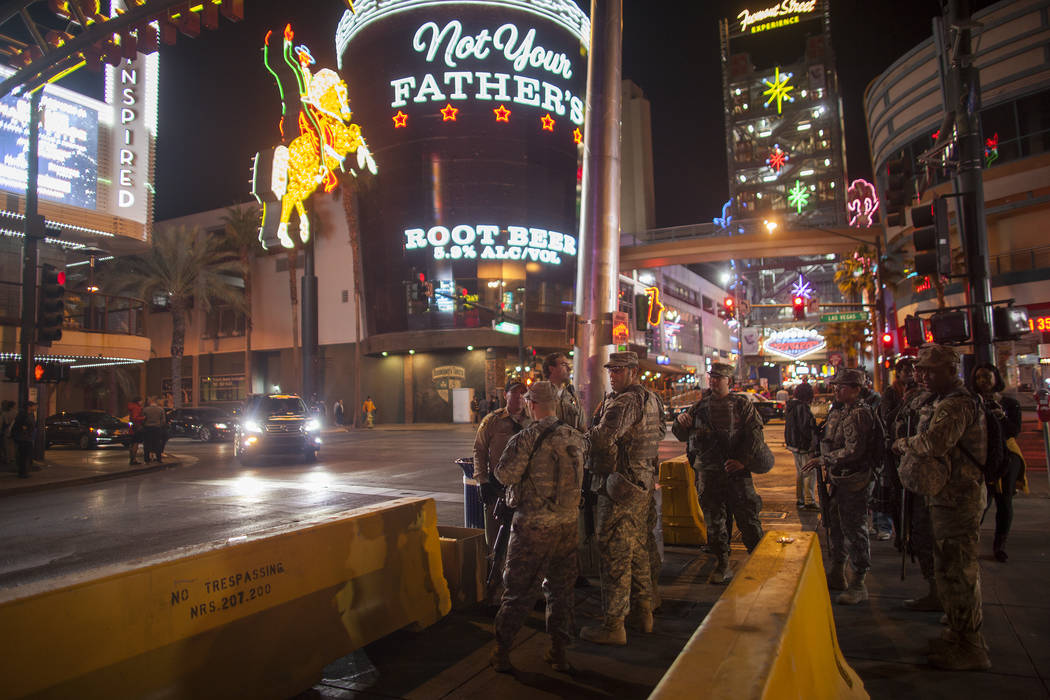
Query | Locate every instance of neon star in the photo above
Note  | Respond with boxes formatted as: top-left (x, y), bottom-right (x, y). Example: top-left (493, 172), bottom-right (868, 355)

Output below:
top-left (440, 103), bottom-right (458, 121)
top-left (541, 113), bottom-right (555, 131)
top-left (762, 67), bottom-right (795, 115)
top-left (494, 104), bottom-right (511, 122)
top-left (392, 110), bottom-right (408, 128)
top-left (766, 144), bottom-right (788, 173)
top-left (787, 179), bottom-right (810, 213)
top-left (572, 127), bottom-right (582, 144)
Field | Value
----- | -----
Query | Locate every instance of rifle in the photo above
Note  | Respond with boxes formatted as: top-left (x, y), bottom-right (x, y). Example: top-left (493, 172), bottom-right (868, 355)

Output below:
top-left (580, 469), bottom-right (598, 538)
top-left (813, 417), bottom-right (833, 538)
top-left (898, 409), bottom-right (915, 581)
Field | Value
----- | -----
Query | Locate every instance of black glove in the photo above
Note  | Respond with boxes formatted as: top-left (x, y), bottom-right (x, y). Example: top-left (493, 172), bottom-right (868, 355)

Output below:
top-left (480, 480), bottom-right (504, 506)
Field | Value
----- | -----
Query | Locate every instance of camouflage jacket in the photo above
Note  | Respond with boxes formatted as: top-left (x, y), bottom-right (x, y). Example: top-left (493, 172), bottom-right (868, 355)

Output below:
top-left (473, 407), bottom-right (532, 483)
top-left (494, 416), bottom-right (586, 524)
top-left (901, 379), bottom-right (987, 508)
top-left (555, 383), bottom-right (585, 432)
top-left (891, 389), bottom-right (933, 442)
top-left (819, 400), bottom-right (875, 477)
top-left (672, 393), bottom-right (763, 472)
top-left (588, 384), bottom-right (665, 490)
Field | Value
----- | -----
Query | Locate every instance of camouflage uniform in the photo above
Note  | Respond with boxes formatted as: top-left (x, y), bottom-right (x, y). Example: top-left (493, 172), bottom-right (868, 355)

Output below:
top-left (556, 382), bottom-right (585, 432)
top-left (671, 392), bottom-right (765, 562)
top-left (819, 399), bottom-right (876, 577)
top-left (492, 413), bottom-right (585, 651)
top-left (588, 382), bottom-right (664, 624)
top-left (473, 405), bottom-right (532, 546)
top-left (893, 389), bottom-right (938, 584)
top-left (898, 377), bottom-right (987, 641)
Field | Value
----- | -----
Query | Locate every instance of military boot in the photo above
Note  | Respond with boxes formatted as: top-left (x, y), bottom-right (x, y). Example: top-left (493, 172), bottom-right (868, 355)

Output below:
top-left (708, 557), bottom-right (733, 585)
top-left (903, 578), bottom-right (942, 612)
top-left (929, 631), bottom-right (991, 671)
top-left (580, 618), bottom-right (627, 646)
top-left (930, 627), bottom-right (990, 655)
top-left (490, 645), bottom-right (513, 673)
top-left (827, 561), bottom-right (847, 591)
top-left (836, 572), bottom-right (868, 605)
top-left (544, 643), bottom-right (573, 673)
top-left (627, 602), bottom-right (654, 633)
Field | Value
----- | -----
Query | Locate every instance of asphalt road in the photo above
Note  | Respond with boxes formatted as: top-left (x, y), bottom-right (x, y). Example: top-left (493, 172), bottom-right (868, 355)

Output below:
top-left (0, 425), bottom-right (481, 592)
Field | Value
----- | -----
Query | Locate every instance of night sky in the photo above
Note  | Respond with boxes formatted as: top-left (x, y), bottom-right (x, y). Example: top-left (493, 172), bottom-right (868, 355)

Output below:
top-left (133, 0), bottom-right (991, 227)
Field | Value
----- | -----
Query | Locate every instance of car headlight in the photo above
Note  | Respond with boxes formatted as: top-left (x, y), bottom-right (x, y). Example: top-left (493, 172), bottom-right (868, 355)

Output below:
top-left (243, 420), bottom-right (262, 434)
top-left (95, 428), bottom-right (104, 435)
top-left (305, 419), bottom-right (321, 432)
top-left (214, 423), bottom-right (228, 429)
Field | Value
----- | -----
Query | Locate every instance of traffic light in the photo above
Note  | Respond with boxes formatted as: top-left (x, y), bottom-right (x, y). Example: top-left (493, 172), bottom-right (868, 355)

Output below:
top-left (37, 264), bottom-right (66, 346)
top-left (912, 198), bottom-right (950, 277)
top-left (717, 296), bottom-right (735, 320)
top-left (930, 310), bottom-right (970, 344)
top-left (792, 295), bottom-right (806, 321)
top-left (883, 159), bottom-right (912, 227)
top-left (634, 294), bottom-right (648, 331)
top-left (904, 315), bottom-right (925, 347)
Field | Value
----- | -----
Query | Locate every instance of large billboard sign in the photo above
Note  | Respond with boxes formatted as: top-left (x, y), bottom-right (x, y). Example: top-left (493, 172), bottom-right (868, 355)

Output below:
top-left (335, 0), bottom-right (589, 336)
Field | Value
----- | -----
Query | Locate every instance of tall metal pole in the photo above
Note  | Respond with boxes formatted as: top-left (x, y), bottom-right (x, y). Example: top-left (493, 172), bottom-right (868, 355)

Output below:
top-left (574, 0), bottom-right (622, 420)
top-left (301, 237), bottom-right (319, 402)
top-left (949, 0), bottom-right (994, 366)
top-left (19, 89), bottom-right (43, 413)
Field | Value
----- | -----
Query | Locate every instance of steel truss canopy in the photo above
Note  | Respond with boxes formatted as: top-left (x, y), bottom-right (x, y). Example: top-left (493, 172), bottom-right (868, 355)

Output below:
top-left (0, 0), bottom-right (244, 99)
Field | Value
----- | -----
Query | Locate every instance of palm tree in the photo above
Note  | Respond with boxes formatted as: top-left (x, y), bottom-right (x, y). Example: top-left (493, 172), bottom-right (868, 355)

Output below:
top-left (835, 245), bottom-right (877, 369)
top-left (823, 321), bottom-right (867, 367)
top-left (221, 204), bottom-right (261, 395)
top-left (105, 225), bottom-right (244, 409)
top-left (340, 174), bottom-right (365, 428)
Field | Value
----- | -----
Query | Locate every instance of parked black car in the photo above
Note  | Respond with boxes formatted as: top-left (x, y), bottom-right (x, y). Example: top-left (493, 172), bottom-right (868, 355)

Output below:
top-left (44, 410), bottom-right (133, 449)
top-left (733, 392), bottom-right (784, 423)
top-left (234, 394), bottom-right (322, 465)
top-left (166, 407), bottom-right (234, 442)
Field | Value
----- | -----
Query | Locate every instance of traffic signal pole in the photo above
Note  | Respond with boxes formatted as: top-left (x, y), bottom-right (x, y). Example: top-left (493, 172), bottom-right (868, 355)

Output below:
top-left (18, 89), bottom-right (42, 413)
top-left (948, 0), bottom-right (994, 366)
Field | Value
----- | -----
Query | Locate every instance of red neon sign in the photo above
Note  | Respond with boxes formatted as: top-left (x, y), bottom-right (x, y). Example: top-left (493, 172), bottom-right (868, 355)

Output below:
top-left (1029, 315), bottom-right (1050, 332)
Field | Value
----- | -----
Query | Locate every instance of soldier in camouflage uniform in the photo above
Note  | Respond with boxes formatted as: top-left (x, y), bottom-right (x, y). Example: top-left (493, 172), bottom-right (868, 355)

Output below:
top-left (490, 381), bottom-right (585, 674)
top-left (672, 363), bottom-right (765, 584)
top-left (805, 368), bottom-right (876, 605)
top-left (543, 352), bottom-right (584, 431)
top-left (893, 345), bottom-right (990, 671)
top-left (580, 351), bottom-right (664, 645)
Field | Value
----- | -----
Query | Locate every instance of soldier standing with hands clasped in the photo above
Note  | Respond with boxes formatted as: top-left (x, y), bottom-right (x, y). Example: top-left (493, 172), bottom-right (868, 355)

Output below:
top-left (672, 362), bottom-right (765, 584)
top-left (893, 344), bottom-right (990, 671)
top-left (804, 368), bottom-right (876, 605)
top-left (490, 381), bottom-right (585, 674)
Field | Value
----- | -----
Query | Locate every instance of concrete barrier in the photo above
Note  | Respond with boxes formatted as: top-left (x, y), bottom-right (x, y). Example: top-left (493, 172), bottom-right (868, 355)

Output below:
top-left (0, 497), bottom-right (450, 699)
top-left (659, 454), bottom-right (707, 545)
top-left (650, 531), bottom-right (868, 700)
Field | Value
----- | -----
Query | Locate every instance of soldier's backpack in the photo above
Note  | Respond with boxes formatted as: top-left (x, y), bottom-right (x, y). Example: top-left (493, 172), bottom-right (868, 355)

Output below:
top-left (959, 396), bottom-right (1006, 486)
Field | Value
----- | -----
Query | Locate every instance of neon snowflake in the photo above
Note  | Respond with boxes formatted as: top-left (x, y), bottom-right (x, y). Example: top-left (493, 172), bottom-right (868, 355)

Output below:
top-left (762, 67), bottom-right (795, 115)
top-left (791, 275), bottom-right (814, 300)
top-left (985, 132), bottom-right (999, 167)
top-left (766, 144), bottom-right (788, 173)
top-left (787, 180), bottom-right (810, 213)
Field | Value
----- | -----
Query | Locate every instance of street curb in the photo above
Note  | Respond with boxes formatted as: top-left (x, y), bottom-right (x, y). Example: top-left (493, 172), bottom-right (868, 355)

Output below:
top-left (0, 455), bottom-right (196, 497)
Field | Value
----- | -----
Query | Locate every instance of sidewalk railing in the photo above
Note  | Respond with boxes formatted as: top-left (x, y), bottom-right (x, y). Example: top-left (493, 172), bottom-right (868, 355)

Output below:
top-left (0, 280), bottom-right (145, 336)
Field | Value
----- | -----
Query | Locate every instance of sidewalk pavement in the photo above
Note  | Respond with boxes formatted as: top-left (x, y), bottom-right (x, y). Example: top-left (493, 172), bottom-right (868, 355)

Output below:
top-left (0, 446), bottom-right (195, 496)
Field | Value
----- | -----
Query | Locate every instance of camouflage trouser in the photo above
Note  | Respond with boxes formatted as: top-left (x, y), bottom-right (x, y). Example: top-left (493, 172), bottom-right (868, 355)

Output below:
top-left (910, 494), bottom-right (935, 581)
top-left (824, 480), bottom-right (873, 574)
top-left (495, 515), bottom-right (578, 647)
top-left (595, 492), bottom-right (651, 620)
top-left (696, 468), bottom-right (764, 560)
top-left (645, 491), bottom-right (661, 600)
top-left (931, 502), bottom-right (983, 635)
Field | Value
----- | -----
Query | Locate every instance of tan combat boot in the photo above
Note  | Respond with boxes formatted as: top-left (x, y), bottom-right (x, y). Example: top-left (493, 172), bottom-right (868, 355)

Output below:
top-left (627, 601), bottom-right (654, 633)
top-left (580, 618), bottom-right (627, 646)
top-left (544, 643), bottom-right (572, 673)
top-left (827, 561), bottom-right (847, 591)
top-left (904, 578), bottom-right (942, 612)
top-left (836, 572), bottom-right (868, 605)
top-left (708, 557), bottom-right (733, 585)
top-left (489, 644), bottom-right (512, 673)
top-left (929, 631), bottom-right (991, 671)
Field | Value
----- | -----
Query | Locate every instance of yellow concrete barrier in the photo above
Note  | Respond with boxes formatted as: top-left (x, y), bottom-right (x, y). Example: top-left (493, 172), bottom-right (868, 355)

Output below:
top-left (650, 530), bottom-right (868, 700)
top-left (0, 497), bottom-right (451, 700)
top-left (659, 454), bottom-right (707, 545)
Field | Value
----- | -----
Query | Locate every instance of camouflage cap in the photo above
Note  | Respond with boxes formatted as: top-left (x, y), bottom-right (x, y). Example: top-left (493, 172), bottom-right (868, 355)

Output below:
top-left (915, 344), bottom-right (960, 368)
top-left (525, 380), bottom-right (557, 404)
top-left (604, 351), bottom-right (639, 368)
top-left (708, 362), bottom-right (735, 379)
top-left (830, 368), bottom-right (865, 386)
top-left (505, 378), bottom-right (526, 393)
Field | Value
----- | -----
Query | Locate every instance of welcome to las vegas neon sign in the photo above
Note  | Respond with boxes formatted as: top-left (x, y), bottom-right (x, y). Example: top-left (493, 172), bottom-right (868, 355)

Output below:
top-left (738, 0), bottom-right (818, 34)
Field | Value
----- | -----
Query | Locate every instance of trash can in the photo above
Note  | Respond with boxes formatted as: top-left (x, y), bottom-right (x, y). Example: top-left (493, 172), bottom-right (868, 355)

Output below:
top-left (456, 457), bottom-right (485, 530)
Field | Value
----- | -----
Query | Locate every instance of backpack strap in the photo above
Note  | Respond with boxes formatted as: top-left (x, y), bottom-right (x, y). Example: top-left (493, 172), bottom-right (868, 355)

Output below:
top-left (523, 420), bottom-right (563, 505)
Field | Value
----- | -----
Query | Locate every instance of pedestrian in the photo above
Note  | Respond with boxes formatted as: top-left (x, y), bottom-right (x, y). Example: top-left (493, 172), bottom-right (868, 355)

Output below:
top-left (776, 385), bottom-right (790, 404)
top-left (472, 379), bottom-right (532, 548)
top-left (969, 363), bottom-right (1026, 562)
top-left (804, 368), bottom-right (877, 605)
top-left (673, 362), bottom-right (765, 585)
top-left (581, 351), bottom-right (664, 646)
top-left (362, 396), bottom-right (376, 428)
top-left (542, 352), bottom-right (584, 431)
top-left (333, 399), bottom-right (346, 430)
top-left (1, 399), bottom-right (16, 466)
top-left (127, 395), bottom-right (144, 465)
top-left (11, 401), bottom-right (37, 478)
top-left (785, 381), bottom-right (819, 509)
top-left (489, 381), bottom-right (585, 674)
top-left (142, 397), bottom-right (166, 463)
top-left (892, 344), bottom-right (989, 671)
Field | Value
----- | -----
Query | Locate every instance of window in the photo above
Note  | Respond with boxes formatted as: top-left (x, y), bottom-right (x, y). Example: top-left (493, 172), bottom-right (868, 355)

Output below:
top-left (702, 295), bottom-right (715, 314)
top-left (203, 304), bottom-right (245, 338)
